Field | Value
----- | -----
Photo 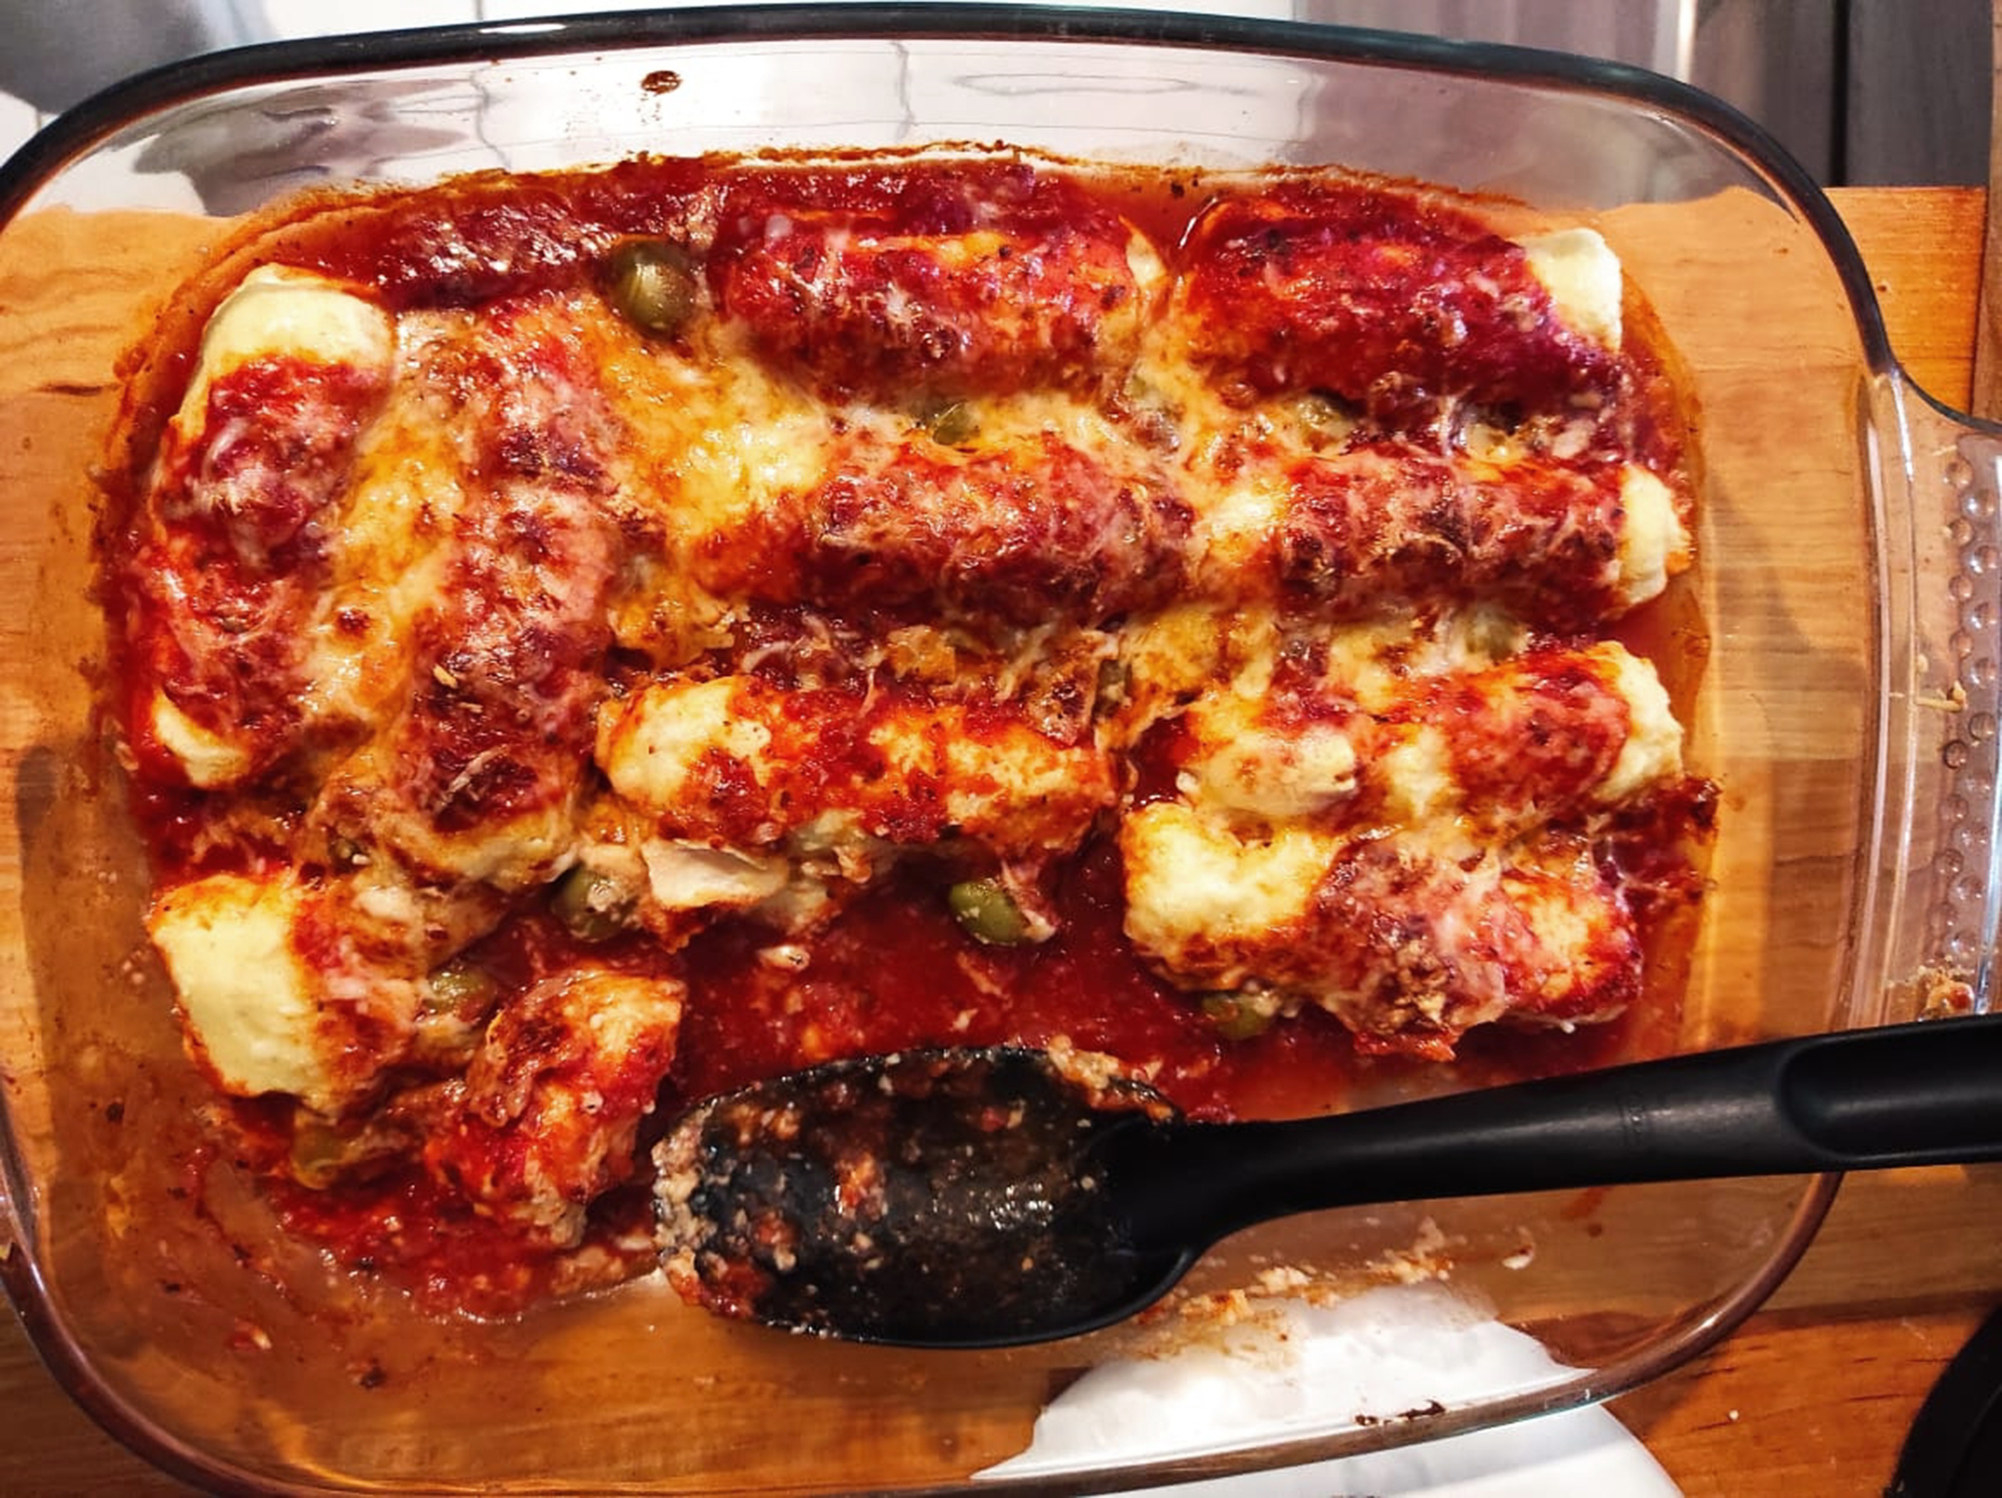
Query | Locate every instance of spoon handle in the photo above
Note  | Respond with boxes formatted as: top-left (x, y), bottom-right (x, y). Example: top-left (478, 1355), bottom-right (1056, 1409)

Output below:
top-left (1133, 1013), bottom-right (2002, 1246)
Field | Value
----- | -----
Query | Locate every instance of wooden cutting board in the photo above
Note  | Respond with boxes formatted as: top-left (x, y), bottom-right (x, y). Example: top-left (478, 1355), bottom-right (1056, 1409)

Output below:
top-left (1613, 186), bottom-right (2002, 1497)
top-left (0, 187), bottom-right (1997, 1497)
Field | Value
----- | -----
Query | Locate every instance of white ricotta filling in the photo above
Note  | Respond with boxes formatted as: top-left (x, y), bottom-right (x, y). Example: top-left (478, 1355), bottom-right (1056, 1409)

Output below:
top-left (1376, 726), bottom-right (1460, 826)
top-left (1122, 802), bottom-right (1332, 967)
top-left (147, 872), bottom-right (332, 1105)
top-left (149, 693), bottom-right (252, 789)
top-left (1521, 227), bottom-right (1623, 350)
top-left (1593, 642), bottom-right (1684, 804)
top-left (174, 264), bottom-right (394, 436)
top-left (642, 839), bottom-right (791, 912)
top-left (1614, 464), bottom-right (1691, 609)
top-left (596, 677), bottom-right (774, 811)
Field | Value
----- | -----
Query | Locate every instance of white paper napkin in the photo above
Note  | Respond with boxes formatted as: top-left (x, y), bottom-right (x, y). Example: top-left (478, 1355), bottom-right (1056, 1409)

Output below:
top-left (977, 1281), bottom-right (1680, 1496)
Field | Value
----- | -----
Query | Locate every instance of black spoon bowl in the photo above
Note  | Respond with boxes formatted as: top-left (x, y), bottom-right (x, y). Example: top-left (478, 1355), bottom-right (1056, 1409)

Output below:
top-left (654, 1013), bottom-right (2002, 1349)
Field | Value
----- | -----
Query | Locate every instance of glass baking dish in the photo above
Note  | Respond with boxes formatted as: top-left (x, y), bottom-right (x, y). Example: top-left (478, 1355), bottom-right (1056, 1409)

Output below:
top-left (1, 5), bottom-right (1995, 1492)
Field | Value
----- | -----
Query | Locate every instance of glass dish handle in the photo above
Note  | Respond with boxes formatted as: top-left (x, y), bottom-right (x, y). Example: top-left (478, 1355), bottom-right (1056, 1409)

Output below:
top-left (0, 1107), bottom-right (24, 1270)
top-left (1876, 385), bottom-right (2002, 1019)
top-left (0, 1143), bottom-right (22, 1291)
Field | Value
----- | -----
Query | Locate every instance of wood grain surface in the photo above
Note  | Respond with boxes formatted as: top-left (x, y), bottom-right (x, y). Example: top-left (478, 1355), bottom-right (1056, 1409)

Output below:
top-left (1609, 185), bottom-right (2002, 1497)
top-left (0, 187), bottom-right (1994, 1497)
top-left (1972, 4), bottom-right (2002, 418)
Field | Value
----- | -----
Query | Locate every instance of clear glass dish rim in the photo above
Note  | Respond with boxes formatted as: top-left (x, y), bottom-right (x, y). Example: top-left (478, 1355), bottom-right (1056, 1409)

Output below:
top-left (0, 5), bottom-right (1894, 1492)
top-left (0, 1), bottom-right (1902, 393)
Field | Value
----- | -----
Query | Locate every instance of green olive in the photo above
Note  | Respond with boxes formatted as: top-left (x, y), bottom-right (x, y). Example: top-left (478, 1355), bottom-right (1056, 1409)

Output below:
top-left (424, 958), bottom-right (498, 1017)
top-left (1095, 656), bottom-right (1131, 709)
top-left (946, 877), bottom-right (1031, 946)
top-left (551, 863), bottom-right (639, 943)
top-left (327, 833), bottom-right (368, 870)
top-left (919, 400), bottom-right (979, 448)
top-left (604, 239), bottom-right (701, 337)
top-left (288, 1114), bottom-right (389, 1191)
top-left (1293, 389), bottom-right (1358, 447)
top-left (1200, 991), bottom-right (1276, 1042)
top-left (1120, 373), bottom-right (1182, 451)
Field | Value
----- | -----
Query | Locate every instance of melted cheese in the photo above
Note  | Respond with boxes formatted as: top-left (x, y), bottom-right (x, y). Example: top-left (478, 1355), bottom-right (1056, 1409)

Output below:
top-left (1197, 467), bottom-right (1292, 581)
top-left (665, 357), bottom-right (840, 536)
top-left (1376, 726), bottom-right (1460, 826)
top-left (963, 388), bottom-right (1139, 453)
top-left (1179, 693), bottom-right (1358, 822)
top-left (1110, 602), bottom-right (1240, 734)
top-left (1319, 610), bottom-right (1520, 712)
top-left (302, 476), bottom-right (460, 731)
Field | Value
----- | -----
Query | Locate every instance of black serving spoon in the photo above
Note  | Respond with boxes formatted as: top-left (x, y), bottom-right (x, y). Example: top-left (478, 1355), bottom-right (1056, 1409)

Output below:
top-left (654, 1014), bottom-right (2002, 1349)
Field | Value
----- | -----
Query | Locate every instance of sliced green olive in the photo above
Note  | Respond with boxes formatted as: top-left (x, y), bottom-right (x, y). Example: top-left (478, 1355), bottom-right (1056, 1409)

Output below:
top-left (1095, 656), bottom-right (1132, 710)
top-left (424, 958), bottom-right (498, 1016)
top-left (551, 863), bottom-right (639, 943)
top-left (947, 877), bottom-right (1031, 946)
top-left (327, 833), bottom-right (369, 871)
top-left (604, 239), bottom-right (701, 337)
top-left (1293, 389), bottom-right (1359, 447)
top-left (289, 1120), bottom-right (347, 1190)
top-left (919, 400), bottom-right (980, 448)
top-left (1200, 991), bottom-right (1276, 1042)
top-left (1120, 373), bottom-right (1182, 451)
top-left (288, 1113), bottom-right (394, 1191)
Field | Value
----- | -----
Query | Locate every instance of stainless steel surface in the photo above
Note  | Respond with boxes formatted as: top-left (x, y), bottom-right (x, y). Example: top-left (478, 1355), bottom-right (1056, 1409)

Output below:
top-left (1298, 0), bottom-right (1987, 186)
top-left (0, 0), bottom-right (266, 113)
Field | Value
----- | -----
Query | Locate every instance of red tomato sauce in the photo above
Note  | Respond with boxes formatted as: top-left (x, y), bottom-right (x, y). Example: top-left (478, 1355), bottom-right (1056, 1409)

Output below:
top-left (247, 820), bottom-right (1696, 1314)
top-left (100, 151), bottom-right (1711, 1317)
